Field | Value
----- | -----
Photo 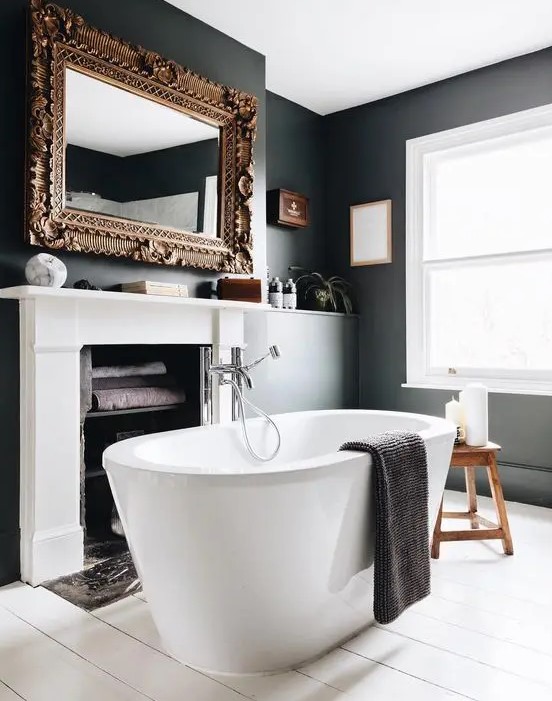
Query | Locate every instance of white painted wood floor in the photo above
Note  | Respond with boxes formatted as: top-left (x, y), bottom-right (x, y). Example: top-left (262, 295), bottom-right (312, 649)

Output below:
top-left (1, 490), bottom-right (551, 701)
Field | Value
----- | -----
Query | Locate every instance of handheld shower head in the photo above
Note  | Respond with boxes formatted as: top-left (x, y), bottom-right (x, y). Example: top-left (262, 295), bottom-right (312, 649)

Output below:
top-left (244, 344), bottom-right (282, 372)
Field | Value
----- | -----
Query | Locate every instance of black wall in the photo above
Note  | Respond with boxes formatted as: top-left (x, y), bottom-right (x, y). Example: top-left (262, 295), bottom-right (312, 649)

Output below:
top-left (122, 139), bottom-right (219, 200)
top-left (66, 145), bottom-right (126, 202)
top-left (67, 139), bottom-right (220, 231)
top-left (266, 91), bottom-right (326, 280)
top-left (0, 0), bottom-right (266, 585)
top-left (324, 47), bottom-right (552, 507)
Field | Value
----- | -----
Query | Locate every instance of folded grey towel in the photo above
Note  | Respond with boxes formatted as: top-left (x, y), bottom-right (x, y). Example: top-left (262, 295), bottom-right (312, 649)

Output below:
top-left (340, 430), bottom-right (430, 625)
top-left (91, 387), bottom-right (186, 411)
top-left (92, 361), bottom-right (167, 379)
top-left (92, 374), bottom-right (176, 390)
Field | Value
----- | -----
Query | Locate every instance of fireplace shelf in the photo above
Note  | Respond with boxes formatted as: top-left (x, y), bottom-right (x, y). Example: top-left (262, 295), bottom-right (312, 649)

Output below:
top-left (86, 404), bottom-right (184, 418)
top-left (83, 343), bottom-right (203, 543)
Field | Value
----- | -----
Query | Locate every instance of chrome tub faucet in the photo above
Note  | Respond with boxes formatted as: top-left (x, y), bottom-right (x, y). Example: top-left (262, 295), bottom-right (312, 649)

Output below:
top-left (200, 345), bottom-right (281, 424)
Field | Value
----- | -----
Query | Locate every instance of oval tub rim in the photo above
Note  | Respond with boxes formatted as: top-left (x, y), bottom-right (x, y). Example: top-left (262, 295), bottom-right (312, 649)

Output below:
top-left (103, 409), bottom-right (456, 480)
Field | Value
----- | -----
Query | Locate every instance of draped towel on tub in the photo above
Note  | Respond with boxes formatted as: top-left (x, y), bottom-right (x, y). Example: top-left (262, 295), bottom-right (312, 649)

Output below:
top-left (340, 430), bottom-right (430, 624)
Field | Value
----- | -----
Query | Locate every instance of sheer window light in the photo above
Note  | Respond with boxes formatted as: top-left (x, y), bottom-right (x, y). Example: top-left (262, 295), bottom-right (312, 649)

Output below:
top-left (405, 104), bottom-right (552, 394)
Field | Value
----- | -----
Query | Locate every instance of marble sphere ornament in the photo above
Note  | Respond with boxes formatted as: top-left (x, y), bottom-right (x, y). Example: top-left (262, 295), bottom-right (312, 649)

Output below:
top-left (25, 253), bottom-right (67, 288)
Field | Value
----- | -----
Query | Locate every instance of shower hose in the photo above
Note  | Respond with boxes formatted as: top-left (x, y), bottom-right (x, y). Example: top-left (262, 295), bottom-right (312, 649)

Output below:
top-left (221, 377), bottom-right (281, 462)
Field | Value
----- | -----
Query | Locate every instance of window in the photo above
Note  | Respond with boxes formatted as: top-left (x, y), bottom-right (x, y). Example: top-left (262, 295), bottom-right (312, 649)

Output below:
top-left (406, 104), bottom-right (552, 394)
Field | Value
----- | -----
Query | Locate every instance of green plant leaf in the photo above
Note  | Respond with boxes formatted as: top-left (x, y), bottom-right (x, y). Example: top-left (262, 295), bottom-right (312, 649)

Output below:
top-left (309, 272), bottom-right (329, 287)
top-left (294, 273), bottom-right (314, 288)
top-left (327, 283), bottom-right (338, 311)
top-left (288, 265), bottom-right (310, 277)
top-left (328, 276), bottom-right (351, 288)
top-left (336, 289), bottom-right (352, 314)
top-left (304, 283), bottom-right (322, 298)
top-left (334, 287), bottom-right (353, 314)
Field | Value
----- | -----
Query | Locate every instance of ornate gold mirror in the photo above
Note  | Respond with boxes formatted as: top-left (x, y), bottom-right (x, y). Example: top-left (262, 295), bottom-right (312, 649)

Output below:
top-left (26, 0), bottom-right (257, 272)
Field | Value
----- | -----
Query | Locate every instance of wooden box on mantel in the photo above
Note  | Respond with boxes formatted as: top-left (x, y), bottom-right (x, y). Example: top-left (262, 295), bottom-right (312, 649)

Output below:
top-left (218, 277), bottom-right (263, 303)
top-left (267, 189), bottom-right (309, 229)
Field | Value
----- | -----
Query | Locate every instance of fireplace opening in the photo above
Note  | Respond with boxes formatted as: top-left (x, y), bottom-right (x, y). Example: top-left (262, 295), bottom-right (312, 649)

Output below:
top-left (43, 343), bottom-right (204, 610)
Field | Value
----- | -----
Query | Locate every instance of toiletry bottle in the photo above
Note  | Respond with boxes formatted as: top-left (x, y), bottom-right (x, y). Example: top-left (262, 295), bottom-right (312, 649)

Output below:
top-left (268, 277), bottom-right (283, 308)
top-left (283, 278), bottom-right (297, 310)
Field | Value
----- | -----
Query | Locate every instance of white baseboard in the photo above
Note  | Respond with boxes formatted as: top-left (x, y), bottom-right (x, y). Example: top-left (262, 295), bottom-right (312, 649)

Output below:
top-left (21, 524), bottom-right (84, 586)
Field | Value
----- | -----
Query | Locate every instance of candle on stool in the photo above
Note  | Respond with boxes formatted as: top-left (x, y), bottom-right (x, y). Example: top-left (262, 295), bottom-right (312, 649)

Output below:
top-left (445, 396), bottom-right (465, 443)
top-left (462, 383), bottom-right (488, 447)
top-left (445, 396), bottom-right (464, 425)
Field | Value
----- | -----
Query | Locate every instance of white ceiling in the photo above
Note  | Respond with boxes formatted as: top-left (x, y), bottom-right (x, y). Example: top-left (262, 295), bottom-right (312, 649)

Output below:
top-left (167, 0), bottom-right (552, 115)
top-left (65, 69), bottom-right (219, 156)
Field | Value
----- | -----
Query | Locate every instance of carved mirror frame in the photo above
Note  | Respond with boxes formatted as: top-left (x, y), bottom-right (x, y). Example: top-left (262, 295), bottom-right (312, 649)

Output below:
top-left (26, 0), bottom-right (257, 272)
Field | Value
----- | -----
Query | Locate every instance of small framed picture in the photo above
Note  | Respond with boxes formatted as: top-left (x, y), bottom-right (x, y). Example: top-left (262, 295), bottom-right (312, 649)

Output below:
top-left (350, 199), bottom-right (392, 266)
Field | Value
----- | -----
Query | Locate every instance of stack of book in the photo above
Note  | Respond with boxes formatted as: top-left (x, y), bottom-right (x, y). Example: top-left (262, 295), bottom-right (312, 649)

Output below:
top-left (121, 281), bottom-right (189, 298)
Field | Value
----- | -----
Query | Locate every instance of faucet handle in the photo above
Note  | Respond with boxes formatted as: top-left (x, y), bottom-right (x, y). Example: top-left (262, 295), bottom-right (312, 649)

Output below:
top-left (269, 345), bottom-right (281, 360)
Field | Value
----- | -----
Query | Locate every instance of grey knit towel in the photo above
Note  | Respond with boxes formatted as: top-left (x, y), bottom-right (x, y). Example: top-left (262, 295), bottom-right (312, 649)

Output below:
top-left (340, 430), bottom-right (430, 625)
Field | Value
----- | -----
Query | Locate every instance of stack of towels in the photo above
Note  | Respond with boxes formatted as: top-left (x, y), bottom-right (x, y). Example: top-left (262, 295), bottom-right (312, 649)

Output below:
top-left (91, 361), bottom-right (186, 412)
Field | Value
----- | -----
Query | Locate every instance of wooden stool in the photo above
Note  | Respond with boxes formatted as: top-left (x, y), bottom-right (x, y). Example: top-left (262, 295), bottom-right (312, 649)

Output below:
top-left (431, 442), bottom-right (514, 558)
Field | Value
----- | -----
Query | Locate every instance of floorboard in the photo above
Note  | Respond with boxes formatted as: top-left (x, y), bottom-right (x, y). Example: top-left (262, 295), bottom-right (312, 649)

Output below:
top-left (380, 608), bottom-right (552, 686)
top-left (0, 585), bottom-right (248, 701)
top-left (413, 592), bottom-right (552, 654)
top-left (0, 683), bottom-right (24, 701)
top-left (299, 647), bottom-right (465, 699)
top-left (0, 606), bottom-right (149, 701)
top-left (343, 625), bottom-right (550, 700)
top-left (428, 575), bottom-right (551, 625)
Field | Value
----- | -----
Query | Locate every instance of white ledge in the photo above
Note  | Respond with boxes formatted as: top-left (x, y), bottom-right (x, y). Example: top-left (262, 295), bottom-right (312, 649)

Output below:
top-left (401, 383), bottom-right (552, 397)
top-left (266, 307), bottom-right (359, 318)
top-left (0, 285), bottom-right (270, 312)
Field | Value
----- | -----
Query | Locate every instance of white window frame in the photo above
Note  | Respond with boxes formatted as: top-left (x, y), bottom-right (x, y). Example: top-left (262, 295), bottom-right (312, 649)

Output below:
top-left (405, 102), bottom-right (552, 396)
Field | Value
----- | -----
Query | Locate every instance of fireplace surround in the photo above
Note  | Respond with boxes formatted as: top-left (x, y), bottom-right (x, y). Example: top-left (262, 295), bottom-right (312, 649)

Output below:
top-left (0, 285), bottom-right (266, 585)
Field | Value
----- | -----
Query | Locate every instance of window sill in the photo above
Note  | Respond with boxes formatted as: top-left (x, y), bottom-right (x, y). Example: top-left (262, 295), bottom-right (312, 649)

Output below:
top-left (401, 382), bottom-right (552, 397)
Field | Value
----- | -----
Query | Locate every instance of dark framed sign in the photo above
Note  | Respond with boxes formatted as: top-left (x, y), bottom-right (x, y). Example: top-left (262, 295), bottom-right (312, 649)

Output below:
top-left (267, 189), bottom-right (309, 229)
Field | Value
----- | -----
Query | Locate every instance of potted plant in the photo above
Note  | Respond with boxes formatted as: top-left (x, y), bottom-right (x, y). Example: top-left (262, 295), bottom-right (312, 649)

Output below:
top-left (289, 266), bottom-right (353, 314)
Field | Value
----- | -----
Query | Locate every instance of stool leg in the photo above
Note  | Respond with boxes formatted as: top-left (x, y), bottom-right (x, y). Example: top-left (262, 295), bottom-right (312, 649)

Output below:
top-left (431, 497), bottom-right (444, 559)
top-left (465, 467), bottom-right (479, 529)
top-left (486, 454), bottom-right (514, 556)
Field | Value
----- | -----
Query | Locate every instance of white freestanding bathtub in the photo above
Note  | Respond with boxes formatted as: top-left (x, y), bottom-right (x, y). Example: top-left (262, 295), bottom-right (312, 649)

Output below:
top-left (104, 409), bottom-right (455, 675)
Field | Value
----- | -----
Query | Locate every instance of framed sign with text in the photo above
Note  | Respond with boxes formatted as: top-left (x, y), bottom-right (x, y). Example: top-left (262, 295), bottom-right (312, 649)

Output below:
top-left (267, 189), bottom-right (309, 229)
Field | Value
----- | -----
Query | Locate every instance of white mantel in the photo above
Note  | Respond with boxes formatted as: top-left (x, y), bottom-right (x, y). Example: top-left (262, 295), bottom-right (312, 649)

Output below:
top-left (0, 285), bottom-right (267, 586)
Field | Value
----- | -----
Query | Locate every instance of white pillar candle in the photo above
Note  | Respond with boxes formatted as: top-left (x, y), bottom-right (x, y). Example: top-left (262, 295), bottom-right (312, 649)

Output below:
top-left (462, 383), bottom-right (489, 447)
top-left (445, 397), bottom-right (464, 427)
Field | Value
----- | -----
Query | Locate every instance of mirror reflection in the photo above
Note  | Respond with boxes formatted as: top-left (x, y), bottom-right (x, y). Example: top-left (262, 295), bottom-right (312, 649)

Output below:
top-left (64, 68), bottom-right (220, 236)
